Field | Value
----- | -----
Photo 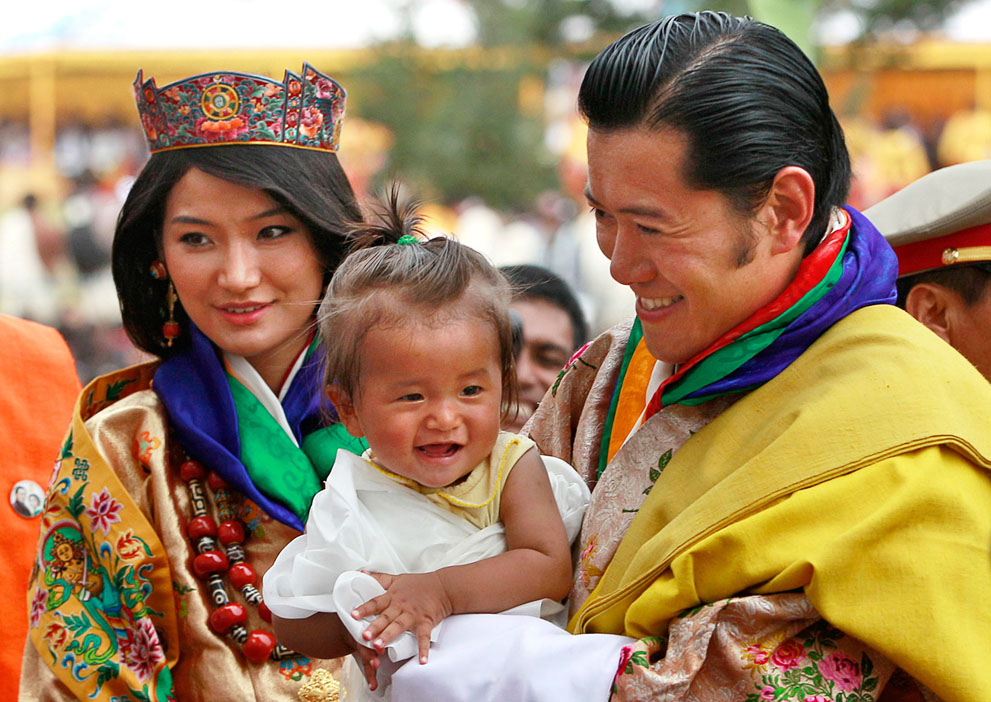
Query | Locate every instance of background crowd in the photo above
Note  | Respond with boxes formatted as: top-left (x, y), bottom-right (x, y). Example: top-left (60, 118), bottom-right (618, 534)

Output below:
top-left (3, 0), bottom-right (991, 383)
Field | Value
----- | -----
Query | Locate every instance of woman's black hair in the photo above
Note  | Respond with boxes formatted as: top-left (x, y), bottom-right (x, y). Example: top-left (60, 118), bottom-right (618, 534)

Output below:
top-left (578, 11), bottom-right (850, 255)
top-left (112, 144), bottom-right (361, 358)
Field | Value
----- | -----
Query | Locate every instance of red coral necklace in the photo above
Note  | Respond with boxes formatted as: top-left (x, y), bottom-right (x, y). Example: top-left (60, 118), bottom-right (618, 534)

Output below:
top-left (180, 458), bottom-right (298, 663)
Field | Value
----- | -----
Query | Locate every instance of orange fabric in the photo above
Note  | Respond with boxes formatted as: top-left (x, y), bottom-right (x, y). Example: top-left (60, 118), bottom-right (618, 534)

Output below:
top-left (0, 315), bottom-right (80, 701)
top-left (606, 340), bottom-right (654, 464)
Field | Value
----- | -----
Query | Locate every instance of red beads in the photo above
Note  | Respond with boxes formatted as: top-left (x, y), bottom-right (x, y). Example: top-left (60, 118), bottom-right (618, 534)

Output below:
top-left (186, 515), bottom-right (218, 540)
top-left (180, 460), bottom-right (206, 482)
top-left (207, 471), bottom-right (228, 492)
top-left (180, 452), bottom-right (289, 663)
top-left (243, 629), bottom-right (277, 663)
top-left (209, 603), bottom-right (247, 633)
top-left (229, 562), bottom-right (257, 589)
top-left (218, 520), bottom-right (245, 545)
top-left (162, 321), bottom-right (181, 341)
top-left (192, 550), bottom-right (229, 578)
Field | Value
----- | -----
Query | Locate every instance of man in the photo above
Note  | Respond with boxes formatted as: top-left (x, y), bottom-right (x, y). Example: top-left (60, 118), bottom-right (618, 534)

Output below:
top-left (519, 11), bottom-right (990, 702)
top-left (865, 160), bottom-right (991, 380)
top-left (500, 264), bottom-right (588, 431)
top-left (0, 314), bottom-right (79, 700)
top-left (11, 485), bottom-right (32, 518)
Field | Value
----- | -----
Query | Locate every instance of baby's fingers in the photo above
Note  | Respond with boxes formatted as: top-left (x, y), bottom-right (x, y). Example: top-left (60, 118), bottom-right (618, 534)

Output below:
top-left (352, 593), bottom-right (389, 620)
top-left (416, 624), bottom-right (432, 664)
top-left (354, 647), bottom-right (380, 691)
top-left (359, 605), bottom-right (398, 643)
top-left (367, 616), bottom-right (413, 651)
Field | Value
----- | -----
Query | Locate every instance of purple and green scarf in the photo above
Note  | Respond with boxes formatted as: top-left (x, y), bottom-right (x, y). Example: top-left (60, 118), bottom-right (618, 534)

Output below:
top-left (154, 325), bottom-right (365, 531)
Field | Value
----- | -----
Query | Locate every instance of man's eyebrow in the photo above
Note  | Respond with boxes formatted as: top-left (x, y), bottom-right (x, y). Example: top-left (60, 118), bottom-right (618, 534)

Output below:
top-left (584, 188), bottom-right (671, 219)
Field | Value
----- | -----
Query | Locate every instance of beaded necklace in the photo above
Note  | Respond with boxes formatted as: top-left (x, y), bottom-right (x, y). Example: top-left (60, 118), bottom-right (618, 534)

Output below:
top-left (179, 458), bottom-right (299, 663)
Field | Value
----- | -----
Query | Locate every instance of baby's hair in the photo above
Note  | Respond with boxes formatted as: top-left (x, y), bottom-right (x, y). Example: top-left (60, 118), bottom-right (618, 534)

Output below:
top-left (318, 186), bottom-right (519, 420)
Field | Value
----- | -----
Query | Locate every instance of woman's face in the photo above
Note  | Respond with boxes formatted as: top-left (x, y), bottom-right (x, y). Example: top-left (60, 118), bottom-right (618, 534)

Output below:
top-left (161, 168), bottom-right (325, 390)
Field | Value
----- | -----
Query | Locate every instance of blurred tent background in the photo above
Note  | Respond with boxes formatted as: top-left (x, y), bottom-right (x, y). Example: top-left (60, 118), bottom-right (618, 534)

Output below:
top-left (2, 0), bottom-right (991, 380)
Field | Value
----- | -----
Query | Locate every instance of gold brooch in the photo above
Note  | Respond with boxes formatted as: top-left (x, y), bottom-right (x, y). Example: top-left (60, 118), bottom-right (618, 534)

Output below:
top-left (298, 668), bottom-right (341, 702)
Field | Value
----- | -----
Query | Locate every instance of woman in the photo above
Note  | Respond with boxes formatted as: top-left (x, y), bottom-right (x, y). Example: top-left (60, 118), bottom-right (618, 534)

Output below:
top-left (22, 64), bottom-right (367, 702)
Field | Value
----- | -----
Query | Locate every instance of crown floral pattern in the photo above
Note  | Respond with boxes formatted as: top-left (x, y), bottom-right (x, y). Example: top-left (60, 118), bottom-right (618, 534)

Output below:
top-left (134, 63), bottom-right (345, 153)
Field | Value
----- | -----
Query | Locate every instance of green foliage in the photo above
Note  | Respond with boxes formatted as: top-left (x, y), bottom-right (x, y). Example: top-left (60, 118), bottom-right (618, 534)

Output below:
top-left (348, 47), bottom-right (556, 209)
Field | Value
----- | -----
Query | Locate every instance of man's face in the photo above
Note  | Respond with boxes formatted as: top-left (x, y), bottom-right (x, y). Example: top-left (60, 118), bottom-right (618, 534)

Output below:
top-left (585, 127), bottom-right (802, 364)
top-left (505, 298), bottom-right (576, 432)
top-left (945, 283), bottom-right (991, 381)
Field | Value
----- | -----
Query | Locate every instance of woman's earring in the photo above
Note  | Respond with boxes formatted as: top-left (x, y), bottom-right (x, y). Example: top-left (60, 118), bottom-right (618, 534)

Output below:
top-left (163, 282), bottom-right (180, 347)
top-left (151, 261), bottom-right (180, 347)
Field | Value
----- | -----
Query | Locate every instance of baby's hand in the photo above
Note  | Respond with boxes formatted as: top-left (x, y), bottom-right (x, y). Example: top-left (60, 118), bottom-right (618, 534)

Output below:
top-left (352, 571), bottom-right (453, 664)
top-left (352, 644), bottom-right (381, 690)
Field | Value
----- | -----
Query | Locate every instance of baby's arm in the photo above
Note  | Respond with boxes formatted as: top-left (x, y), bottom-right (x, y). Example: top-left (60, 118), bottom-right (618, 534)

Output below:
top-left (354, 447), bottom-right (573, 662)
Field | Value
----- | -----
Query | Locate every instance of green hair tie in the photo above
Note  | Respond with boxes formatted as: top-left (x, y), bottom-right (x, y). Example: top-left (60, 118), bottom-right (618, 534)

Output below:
top-left (397, 234), bottom-right (418, 245)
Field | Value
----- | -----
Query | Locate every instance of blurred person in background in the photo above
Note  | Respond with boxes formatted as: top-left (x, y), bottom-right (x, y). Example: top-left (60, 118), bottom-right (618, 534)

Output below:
top-left (867, 160), bottom-right (991, 381)
top-left (21, 64), bottom-right (372, 702)
top-left (0, 314), bottom-right (80, 702)
top-left (500, 264), bottom-right (588, 432)
top-left (0, 193), bottom-right (59, 324)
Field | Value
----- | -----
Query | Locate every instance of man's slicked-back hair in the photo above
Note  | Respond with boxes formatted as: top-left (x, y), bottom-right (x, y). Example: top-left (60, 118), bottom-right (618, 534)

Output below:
top-left (579, 11), bottom-right (851, 253)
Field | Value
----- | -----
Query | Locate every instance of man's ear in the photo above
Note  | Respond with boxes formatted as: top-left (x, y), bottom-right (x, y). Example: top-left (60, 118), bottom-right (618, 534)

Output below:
top-left (326, 385), bottom-right (364, 438)
top-left (761, 166), bottom-right (816, 256)
top-left (904, 283), bottom-right (954, 343)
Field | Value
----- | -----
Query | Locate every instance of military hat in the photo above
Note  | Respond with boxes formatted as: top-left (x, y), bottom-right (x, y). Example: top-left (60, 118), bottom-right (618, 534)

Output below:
top-left (865, 160), bottom-right (991, 277)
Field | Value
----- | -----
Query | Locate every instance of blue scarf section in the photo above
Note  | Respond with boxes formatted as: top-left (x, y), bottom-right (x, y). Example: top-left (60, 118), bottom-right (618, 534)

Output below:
top-left (676, 206), bottom-right (899, 403)
top-left (154, 324), bottom-right (334, 531)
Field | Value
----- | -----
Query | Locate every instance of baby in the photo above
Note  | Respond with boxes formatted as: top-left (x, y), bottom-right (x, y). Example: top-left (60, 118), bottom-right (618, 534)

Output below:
top-left (263, 197), bottom-right (591, 698)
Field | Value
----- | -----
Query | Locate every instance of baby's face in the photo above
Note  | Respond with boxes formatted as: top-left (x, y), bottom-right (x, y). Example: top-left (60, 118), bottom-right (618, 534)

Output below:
top-left (336, 317), bottom-right (503, 488)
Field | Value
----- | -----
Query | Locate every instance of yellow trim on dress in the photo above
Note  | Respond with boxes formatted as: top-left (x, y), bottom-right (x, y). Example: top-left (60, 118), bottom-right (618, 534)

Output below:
top-left (364, 436), bottom-right (522, 509)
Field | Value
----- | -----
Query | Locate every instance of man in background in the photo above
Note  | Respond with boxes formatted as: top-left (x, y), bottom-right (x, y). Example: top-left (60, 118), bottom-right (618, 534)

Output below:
top-left (866, 160), bottom-right (991, 380)
top-left (500, 264), bottom-right (588, 431)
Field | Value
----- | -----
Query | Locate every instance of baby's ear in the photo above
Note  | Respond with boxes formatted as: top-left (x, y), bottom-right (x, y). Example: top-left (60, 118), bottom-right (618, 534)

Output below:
top-left (326, 385), bottom-right (364, 438)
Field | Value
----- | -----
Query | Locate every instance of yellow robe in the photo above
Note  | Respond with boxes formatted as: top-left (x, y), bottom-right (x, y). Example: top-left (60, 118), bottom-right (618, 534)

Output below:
top-left (566, 306), bottom-right (991, 702)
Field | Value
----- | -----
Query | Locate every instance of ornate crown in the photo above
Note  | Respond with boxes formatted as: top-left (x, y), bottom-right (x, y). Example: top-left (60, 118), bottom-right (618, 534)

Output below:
top-left (134, 63), bottom-right (345, 154)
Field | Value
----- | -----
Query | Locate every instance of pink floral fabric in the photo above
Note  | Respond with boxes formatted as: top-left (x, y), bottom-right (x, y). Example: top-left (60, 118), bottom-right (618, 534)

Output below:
top-left (609, 593), bottom-right (894, 702)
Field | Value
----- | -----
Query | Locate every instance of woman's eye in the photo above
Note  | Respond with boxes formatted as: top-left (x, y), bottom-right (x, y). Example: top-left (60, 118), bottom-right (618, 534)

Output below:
top-left (637, 223), bottom-right (660, 235)
top-left (461, 385), bottom-right (483, 397)
top-left (178, 232), bottom-right (210, 246)
top-left (399, 393), bottom-right (423, 402)
top-left (259, 225), bottom-right (292, 240)
top-left (589, 206), bottom-right (606, 220)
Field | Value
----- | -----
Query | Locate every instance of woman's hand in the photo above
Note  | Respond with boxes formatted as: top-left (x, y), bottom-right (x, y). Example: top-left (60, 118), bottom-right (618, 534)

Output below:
top-left (352, 571), bottom-right (454, 663)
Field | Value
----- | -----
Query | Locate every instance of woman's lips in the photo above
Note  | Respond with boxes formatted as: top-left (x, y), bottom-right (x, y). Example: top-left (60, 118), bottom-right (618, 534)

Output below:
top-left (216, 302), bottom-right (271, 325)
